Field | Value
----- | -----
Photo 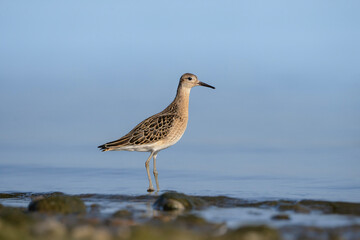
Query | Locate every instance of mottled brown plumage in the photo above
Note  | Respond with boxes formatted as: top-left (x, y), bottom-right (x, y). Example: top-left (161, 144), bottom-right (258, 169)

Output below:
top-left (98, 109), bottom-right (182, 150)
top-left (98, 73), bottom-right (215, 192)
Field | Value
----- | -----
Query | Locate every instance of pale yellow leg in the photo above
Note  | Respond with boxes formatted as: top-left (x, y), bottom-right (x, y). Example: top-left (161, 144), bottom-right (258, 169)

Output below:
top-left (145, 152), bottom-right (155, 192)
top-left (153, 152), bottom-right (159, 191)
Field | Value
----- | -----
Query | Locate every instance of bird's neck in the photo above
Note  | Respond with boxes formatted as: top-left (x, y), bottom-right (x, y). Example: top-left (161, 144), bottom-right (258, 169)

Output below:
top-left (170, 85), bottom-right (190, 117)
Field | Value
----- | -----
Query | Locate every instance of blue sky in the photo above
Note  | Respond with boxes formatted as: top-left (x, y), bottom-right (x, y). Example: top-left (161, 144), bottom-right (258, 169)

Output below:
top-left (0, 1), bottom-right (359, 173)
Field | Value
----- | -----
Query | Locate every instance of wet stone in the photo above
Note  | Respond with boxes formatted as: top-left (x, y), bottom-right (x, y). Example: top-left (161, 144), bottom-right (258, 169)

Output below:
top-left (28, 195), bottom-right (86, 214)
top-left (271, 214), bottom-right (290, 220)
top-left (30, 191), bottom-right (65, 199)
top-left (0, 192), bottom-right (30, 199)
top-left (173, 214), bottom-right (227, 236)
top-left (154, 191), bottom-right (206, 211)
top-left (0, 193), bottom-right (15, 199)
top-left (112, 209), bottom-right (133, 219)
top-left (277, 203), bottom-right (310, 213)
top-left (176, 214), bottom-right (208, 225)
top-left (299, 200), bottom-right (360, 216)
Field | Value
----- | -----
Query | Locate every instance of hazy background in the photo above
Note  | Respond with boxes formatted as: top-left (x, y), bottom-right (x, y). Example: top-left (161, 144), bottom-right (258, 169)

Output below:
top-left (0, 1), bottom-right (359, 195)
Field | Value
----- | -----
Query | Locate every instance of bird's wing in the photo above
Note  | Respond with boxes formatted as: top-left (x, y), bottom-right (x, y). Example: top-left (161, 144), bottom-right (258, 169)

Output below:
top-left (102, 114), bottom-right (179, 147)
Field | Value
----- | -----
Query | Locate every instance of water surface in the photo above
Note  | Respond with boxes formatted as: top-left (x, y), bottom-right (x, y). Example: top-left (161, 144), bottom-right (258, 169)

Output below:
top-left (1, 154), bottom-right (359, 202)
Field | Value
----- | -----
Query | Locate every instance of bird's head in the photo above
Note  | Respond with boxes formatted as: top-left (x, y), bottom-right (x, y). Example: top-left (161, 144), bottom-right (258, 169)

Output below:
top-left (179, 73), bottom-right (215, 90)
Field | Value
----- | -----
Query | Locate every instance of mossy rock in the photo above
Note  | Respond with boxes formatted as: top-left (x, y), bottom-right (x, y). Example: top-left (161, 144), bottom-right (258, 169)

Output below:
top-left (175, 214), bottom-right (208, 225)
top-left (0, 193), bottom-right (14, 198)
top-left (154, 192), bottom-right (206, 211)
top-left (28, 195), bottom-right (86, 214)
top-left (0, 206), bottom-right (32, 226)
top-left (0, 192), bottom-right (30, 200)
top-left (299, 200), bottom-right (360, 215)
top-left (224, 225), bottom-right (281, 240)
top-left (277, 203), bottom-right (310, 213)
top-left (30, 192), bottom-right (65, 200)
top-left (0, 223), bottom-right (35, 240)
top-left (112, 209), bottom-right (133, 219)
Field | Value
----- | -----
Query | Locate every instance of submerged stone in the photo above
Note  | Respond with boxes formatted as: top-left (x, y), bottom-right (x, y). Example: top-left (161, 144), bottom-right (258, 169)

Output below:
top-left (28, 195), bottom-right (86, 214)
top-left (154, 192), bottom-right (206, 211)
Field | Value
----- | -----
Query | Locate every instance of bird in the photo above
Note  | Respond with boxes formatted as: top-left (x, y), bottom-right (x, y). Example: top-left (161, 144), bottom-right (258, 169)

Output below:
top-left (98, 73), bottom-right (215, 192)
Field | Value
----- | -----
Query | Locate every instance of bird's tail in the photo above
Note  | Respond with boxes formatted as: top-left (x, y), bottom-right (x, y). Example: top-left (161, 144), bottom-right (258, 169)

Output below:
top-left (98, 144), bottom-right (110, 152)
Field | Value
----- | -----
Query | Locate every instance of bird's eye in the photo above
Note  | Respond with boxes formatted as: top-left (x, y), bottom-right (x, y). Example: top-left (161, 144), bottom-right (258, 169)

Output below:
top-left (187, 77), bottom-right (192, 81)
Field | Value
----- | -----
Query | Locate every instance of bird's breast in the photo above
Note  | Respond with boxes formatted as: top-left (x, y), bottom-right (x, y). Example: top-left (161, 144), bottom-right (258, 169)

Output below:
top-left (157, 116), bottom-right (188, 149)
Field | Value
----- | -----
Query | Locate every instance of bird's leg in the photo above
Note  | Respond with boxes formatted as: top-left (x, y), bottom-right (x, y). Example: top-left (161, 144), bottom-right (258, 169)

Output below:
top-left (145, 152), bottom-right (155, 192)
top-left (153, 152), bottom-right (159, 192)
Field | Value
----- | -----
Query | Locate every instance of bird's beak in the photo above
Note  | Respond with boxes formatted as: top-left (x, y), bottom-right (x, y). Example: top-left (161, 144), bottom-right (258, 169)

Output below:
top-left (198, 81), bottom-right (215, 89)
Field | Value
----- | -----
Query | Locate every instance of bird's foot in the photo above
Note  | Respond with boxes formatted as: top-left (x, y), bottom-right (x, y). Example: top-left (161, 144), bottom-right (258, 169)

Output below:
top-left (147, 187), bottom-right (155, 192)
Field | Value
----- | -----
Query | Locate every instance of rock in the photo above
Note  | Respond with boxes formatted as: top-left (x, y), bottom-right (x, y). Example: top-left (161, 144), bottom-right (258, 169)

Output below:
top-left (130, 225), bottom-right (201, 240)
top-left (271, 214), bottom-right (290, 220)
top-left (71, 225), bottom-right (112, 240)
top-left (299, 200), bottom-right (360, 215)
top-left (174, 214), bottom-right (227, 236)
top-left (224, 225), bottom-right (281, 240)
top-left (0, 206), bottom-right (31, 226)
top-left (0, 193), bottom-right (14, 198)
top-left (0, 192), bottom-right (28, 199)
top-left (175, 214), bottom-right (208, 225)
top-left (28, 195), bottom-right (86, 214)
top-left (30, 192), bottom-right (64, 200)
top-left (277, 203), bottom-right (310, 213)
top-left (32, 218), bottom-right (67, 238)
top-left (154, 192), bottom-right (206, 211)
top-left (109, 209), bottom-right (135, 226)
top-left (163, 199), bottom-right (186, 211)
top-left (112, 209), bottom-right (133, 219)
top-left (0, 206), bottom-right (35, 240)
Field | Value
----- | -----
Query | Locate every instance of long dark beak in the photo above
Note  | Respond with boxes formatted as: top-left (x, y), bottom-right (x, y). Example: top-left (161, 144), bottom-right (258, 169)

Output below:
top-left (198, 81), bottom-right (215, 89)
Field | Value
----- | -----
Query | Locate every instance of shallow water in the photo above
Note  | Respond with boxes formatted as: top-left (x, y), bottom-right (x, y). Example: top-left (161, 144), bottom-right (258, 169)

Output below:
top-left (1, 158), bottom-right (359, 202)
top-left (198, 207), bottom-right (360, 228)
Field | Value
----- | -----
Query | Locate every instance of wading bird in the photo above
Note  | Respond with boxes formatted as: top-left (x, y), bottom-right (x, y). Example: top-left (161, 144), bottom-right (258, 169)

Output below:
top-left (98, 73), bottom-right (215, 192)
